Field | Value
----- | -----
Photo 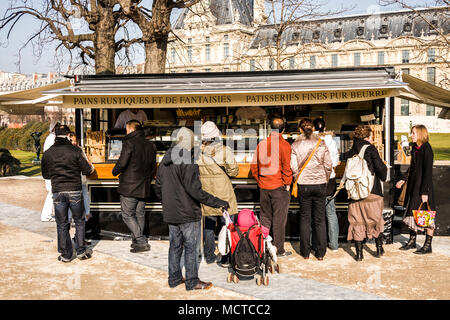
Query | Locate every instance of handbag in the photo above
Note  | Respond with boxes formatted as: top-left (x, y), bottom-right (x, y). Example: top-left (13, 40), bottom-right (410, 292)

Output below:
top-left (397, 179), bottom-right (408, 207)
top-left (291, 139), bottom-right (322, 198)
top-left (412, 202), bottom-right (436, 228)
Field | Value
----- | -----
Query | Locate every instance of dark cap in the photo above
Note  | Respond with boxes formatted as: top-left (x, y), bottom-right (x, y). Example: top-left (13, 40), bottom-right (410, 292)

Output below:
top-left (55, 125), bottom-right (70, 136)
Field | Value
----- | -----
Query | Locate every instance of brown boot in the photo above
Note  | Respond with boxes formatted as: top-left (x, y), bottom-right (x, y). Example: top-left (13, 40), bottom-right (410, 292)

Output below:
top-left (191, 280), bottom-right (213, 290)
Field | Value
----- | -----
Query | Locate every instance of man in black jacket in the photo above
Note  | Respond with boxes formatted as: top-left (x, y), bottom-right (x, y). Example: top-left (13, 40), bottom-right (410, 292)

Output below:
top-left (155, 127), bottom-right (229, 291)
top-left (41, 125), bottom-right (95, 262)
top-left (112, 120), bottom-right (157, 253)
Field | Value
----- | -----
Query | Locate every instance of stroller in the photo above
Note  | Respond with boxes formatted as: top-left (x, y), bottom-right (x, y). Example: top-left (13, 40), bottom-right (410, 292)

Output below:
top-left (221, 209), bottom-right (280, 286)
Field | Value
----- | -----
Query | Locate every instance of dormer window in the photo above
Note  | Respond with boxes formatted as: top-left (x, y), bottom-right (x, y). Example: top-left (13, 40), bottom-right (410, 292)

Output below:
top-left (334, 28), bottom-right (342, 38)
top-left (356, 27), bottom-right (364, 37)
top-left (429, 19), bottom-right (439, 35)
top-left (312, 30), bottom-right (320, 40)
top-left (403, 22), bottom-right (412, 33)
top-left (380, 24), bottom-right (388, 34)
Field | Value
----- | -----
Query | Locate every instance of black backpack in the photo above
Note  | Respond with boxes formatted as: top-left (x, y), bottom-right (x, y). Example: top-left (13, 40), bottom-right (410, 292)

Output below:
top-left (231, 225), bottom-right (261, 276)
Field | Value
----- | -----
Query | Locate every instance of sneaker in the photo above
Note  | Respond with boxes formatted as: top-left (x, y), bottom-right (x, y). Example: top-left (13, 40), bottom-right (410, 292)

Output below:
top-left (277, 251), bottom-right (292, 257)
top-left (77, 248), bottom-right (93, 260)
top-left (130, 244), bottom-right (151, 253)
top-left (58, 254), bottom-right (74, 263)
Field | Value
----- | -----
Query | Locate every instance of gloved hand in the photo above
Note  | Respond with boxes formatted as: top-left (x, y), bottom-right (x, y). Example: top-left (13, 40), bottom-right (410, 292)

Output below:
top-left (219, 200), bottom-right (230, 212)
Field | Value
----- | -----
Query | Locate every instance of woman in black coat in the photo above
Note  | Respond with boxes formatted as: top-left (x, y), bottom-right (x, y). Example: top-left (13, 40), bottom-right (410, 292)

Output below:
top-left (396, 125), bottom-right (435, 254)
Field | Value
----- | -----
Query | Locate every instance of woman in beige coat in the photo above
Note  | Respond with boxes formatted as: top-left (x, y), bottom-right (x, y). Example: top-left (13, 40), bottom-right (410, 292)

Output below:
top-left (198, 121), bottom-right (239, 266)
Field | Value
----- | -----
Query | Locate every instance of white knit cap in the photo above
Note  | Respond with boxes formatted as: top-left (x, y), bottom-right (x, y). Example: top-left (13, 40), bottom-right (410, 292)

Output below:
top-left (201, 121), bottom-right (221, 140)
top-left (174, 127), bottom-right (194, 151)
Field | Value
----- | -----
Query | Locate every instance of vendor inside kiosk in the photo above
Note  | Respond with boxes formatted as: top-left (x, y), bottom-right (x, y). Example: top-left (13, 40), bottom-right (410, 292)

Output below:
top-left (47, 67), bottom-right (405, 240)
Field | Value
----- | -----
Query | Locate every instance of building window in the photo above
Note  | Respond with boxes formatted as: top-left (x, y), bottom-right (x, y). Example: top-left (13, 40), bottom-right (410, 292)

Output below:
top-left (289, 57), bottom-right (295, 69)
top-left (186, 69), bottom-right (193, 73)
top-left (224, 67), bottom-right (230, 72)
top-left (426, 105), bottom-right (435, 116)
top-left (428, 48), bottom-right (436, 62)
top-left (427, 67), bottom-right (436, 84)
top-left (187, 46), bottom-right (193, 62)
top-left (331, 54), bottom-right (338, 67)
top-left (401, 68), bottom-right (410, 75)
top-left (378, 51), bottom-right (385, 65)
top-left (188, 38), bottom-right (192, 44)
top-left (354, 53), bottom-right (361, 66)
top-left (250, 59), bottom-right (255, 71)
top-left (402, 50), bottom-right (409, 63)
top-left (205, 44), bottom-right (210, 61)
top-left (204, 68), bottom-right (211, 72)
top-left (224, 43), bottom-right (229, 59)
top-left (171, 48), bottom-right (176, 63)
top-left (206, 36), bottom-right (210, 42)
top-left (310, 55), bottom-right (316, 69)
top-left (269, 58), bottom-right (275, 70)
top-left (401, 99), bottom-right (410, 116)
top-left (224, 34), bottom-right (229, 41)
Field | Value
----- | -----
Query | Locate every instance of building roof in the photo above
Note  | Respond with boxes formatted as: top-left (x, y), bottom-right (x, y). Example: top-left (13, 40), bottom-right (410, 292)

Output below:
top-left (249, 7), bottom-right (449, 48)
top-left (173, 0), bottom-right (254, 29)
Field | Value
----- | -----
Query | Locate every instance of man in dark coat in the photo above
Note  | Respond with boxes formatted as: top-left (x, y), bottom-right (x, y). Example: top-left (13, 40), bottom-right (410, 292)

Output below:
top-left (112, 120), bottom-right (157, 253)
top-left (155, 127), bottom-right (229, 291)
top-left (41, 125), bottom-right (94, 262)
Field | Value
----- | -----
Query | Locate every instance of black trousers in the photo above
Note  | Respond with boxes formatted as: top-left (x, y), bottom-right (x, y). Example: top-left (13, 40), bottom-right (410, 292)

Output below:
top-left (298, 184), bottom-right (327, 258)
top-left (260, 186), bottom-right (291, 255)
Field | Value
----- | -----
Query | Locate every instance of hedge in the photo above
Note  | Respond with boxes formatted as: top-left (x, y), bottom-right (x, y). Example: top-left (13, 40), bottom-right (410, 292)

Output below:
top-left (0, 122), bottom-right (51, 152)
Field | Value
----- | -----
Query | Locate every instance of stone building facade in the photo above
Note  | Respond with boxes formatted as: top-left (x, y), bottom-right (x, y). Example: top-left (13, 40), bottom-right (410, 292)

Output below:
top-left (167, 1), bottom-right (450, 132)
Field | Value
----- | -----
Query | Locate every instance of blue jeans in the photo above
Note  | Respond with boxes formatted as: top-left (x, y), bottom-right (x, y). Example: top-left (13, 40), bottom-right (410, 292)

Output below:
top-left (325, 197), bottom-right (339, 250)
top-left (168, 221), bottom-right (201, 290)
top-left (53, 191), bottom-right (86, 259)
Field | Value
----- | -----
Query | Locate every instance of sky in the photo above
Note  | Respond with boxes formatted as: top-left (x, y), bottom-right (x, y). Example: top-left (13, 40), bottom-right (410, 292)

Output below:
top-left (0, 0), bottom-right (433, 75)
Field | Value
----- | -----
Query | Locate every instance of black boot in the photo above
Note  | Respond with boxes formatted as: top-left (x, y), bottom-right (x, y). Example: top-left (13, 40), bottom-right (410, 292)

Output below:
top-left (375, 236), bottom-right (385, 257)
top-left (399, 230), bottom-right (417, 250)
top-left (414, 235), bottom-right (432, 254)
top-left (355, 241), bottom-right (363, 261)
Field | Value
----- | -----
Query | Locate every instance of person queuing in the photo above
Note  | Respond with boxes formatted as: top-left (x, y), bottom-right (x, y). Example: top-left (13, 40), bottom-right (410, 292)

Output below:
top-left (312, 118), bottom-right (340, 252)
top-left (198, 121), bottom-right (239, 267)
top-left (112, 120), bottom-right (157, 253)
top-left (155, 127), bottom-right (229, 291)
top-left (251, 116), bottom-right (293, 257)
top-left (41, 120), bottom-right (60, 222)
top-left (291, 118), bottom-right (332, 261)
top-left (41, 125), bottom-right (94, 262)
top-left (69, 132), bottom-right (94, 222)
top-left (114, 108), bottom-right (148, 129)
top-left (396, 125), bottom-right (436, 254)
top-left (343, 125), bottom-right (387, 261)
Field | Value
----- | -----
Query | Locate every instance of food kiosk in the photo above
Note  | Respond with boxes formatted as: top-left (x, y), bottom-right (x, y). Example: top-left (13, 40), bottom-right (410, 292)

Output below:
top-left (45, 67), bottom-right (406, 240)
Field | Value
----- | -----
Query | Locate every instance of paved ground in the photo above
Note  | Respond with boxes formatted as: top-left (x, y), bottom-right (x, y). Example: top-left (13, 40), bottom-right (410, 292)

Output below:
top-left (0, 177), bottom-right (449, 300)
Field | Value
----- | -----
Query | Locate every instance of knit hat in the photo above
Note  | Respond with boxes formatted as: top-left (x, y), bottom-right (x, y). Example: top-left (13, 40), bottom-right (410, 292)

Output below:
top-left (201, 121), bottom-right (221, 141)
top-left (237, 209), bottom-right (257, 228)
top-left (174, 127), bottom-right (194, 151)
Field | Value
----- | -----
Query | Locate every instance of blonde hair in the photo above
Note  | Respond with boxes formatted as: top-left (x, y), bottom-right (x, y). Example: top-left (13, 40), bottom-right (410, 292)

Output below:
top-left (411, 124), bottom-right (429, 145)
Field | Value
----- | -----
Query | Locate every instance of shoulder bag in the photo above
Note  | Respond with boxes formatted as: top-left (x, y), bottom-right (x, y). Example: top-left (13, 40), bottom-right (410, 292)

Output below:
top-left (291, 139), bottom-right (322, 198)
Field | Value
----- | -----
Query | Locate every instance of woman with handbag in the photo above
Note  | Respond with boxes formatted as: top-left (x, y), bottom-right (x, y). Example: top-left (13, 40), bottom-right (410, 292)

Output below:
top-left (290, 118), bottom-right (332, 260)
top-left (396, 124), bottom-right (436, 254)
top-left (343, 125), bottom-right (387, 261)
top-left (198, 121), bottom-right (239, 266)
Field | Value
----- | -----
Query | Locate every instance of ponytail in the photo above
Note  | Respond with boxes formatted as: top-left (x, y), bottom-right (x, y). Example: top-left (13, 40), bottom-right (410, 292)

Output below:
top-left (299, 118), bottom-right (314, 139)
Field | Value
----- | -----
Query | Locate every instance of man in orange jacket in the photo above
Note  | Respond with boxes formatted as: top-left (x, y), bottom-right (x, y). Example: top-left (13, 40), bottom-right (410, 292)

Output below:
top-left (251, 116), bottom-right (293, 257)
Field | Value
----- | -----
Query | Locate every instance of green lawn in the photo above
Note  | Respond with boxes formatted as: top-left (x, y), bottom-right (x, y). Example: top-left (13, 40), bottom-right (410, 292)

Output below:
top-left (395, 133), bottom-right (450, 160)
top-left (9, 150), bottom-right (42, 177)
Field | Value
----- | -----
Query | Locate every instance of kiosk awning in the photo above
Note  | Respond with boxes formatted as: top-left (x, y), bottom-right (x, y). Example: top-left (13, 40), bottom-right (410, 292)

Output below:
top-left (398, 73), bottom-right (450, 119)
top-left (44, 67), bottom-right (407, 109)
top-left (0, 80), bottom-right (69, 115)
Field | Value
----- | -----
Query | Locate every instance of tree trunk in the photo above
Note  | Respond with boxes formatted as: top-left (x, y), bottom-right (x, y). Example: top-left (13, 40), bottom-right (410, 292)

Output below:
top-left (94, 5), bottom-right (116, 74)
top-left (144, 36), bottom-right (168, 74)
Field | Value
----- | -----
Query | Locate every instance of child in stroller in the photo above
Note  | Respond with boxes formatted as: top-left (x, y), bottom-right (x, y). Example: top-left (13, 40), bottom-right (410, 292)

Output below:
top-left (219, 208), bottom-right (280, 286)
